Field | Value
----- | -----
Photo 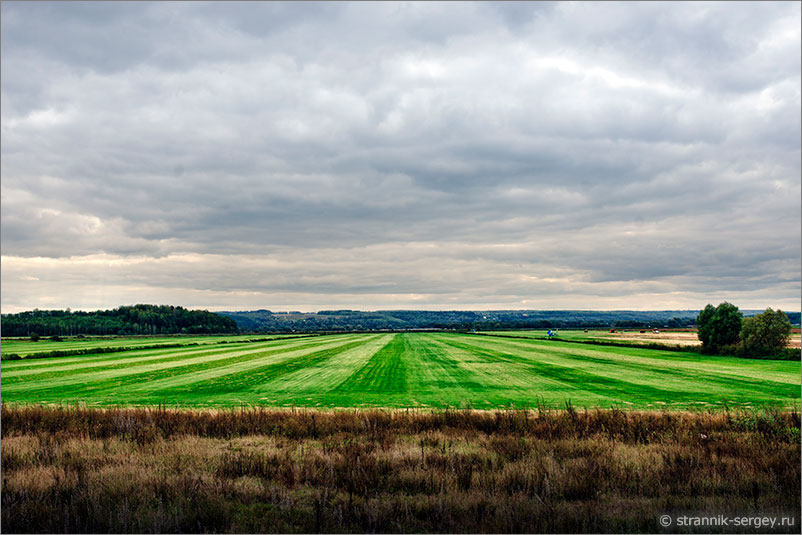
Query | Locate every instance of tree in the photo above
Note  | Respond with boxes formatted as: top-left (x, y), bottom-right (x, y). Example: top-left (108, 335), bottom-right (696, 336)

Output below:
top-left (740, 308), bottom-right (792, 357)
top-left (696, 304), bottom-right (716, 349)
top-left (697, 302), bottom-right (742, 353)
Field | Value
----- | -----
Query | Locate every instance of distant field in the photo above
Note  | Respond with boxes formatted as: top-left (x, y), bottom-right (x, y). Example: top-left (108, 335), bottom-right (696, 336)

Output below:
top-left (1, 332), bottom-right (798, 409)
top-left (479, 329), bottom-right (703, 347)
top-left (0, 334), bottom-right (301, 357)
top-left (481, 328), bottom-right (802, 348)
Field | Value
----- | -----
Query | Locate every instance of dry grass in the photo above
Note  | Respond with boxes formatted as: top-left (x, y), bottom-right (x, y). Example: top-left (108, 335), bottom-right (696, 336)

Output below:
top-left (2, 405), bottom-right (800, 533)
top-left (597, 329), bottom-right (802, 349)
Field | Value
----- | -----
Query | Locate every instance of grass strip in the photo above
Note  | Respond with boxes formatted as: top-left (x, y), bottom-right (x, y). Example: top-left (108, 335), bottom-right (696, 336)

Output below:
top-left (0, 334), bottom-right (318, 361)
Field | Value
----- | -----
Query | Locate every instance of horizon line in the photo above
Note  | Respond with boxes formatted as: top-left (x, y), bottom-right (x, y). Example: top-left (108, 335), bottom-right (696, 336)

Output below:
top-left (4, 305), bottom-right (801, 315)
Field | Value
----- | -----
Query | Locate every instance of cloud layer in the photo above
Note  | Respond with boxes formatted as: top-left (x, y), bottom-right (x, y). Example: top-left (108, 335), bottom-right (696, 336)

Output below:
top-left (2, 1), bottom-right (800, 313)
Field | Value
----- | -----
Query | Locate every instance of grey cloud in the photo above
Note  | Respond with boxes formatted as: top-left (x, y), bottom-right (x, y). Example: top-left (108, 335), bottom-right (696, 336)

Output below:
top-left (1, 1), bottom-right (799, 311)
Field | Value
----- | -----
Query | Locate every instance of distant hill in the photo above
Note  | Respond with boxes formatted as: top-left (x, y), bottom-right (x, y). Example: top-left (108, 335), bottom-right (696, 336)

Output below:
top-left (219, 309), bottom-right (802, 333)
top-left (1, 305), bottom-right (239, 337)
top-left (3, 307), bottom-right (796, 337)
top-left (219, 309), bottom-right (801, 333)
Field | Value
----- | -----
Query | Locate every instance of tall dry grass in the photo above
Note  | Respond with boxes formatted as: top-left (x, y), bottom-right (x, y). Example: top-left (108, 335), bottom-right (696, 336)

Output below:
top-left (2, 405), bottom-right (800, 533)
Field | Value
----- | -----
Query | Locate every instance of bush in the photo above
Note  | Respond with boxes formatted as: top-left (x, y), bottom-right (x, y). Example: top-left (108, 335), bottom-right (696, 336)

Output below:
top-left (30, 333), bottom-right (40, 342)
top-left (735, 347), bottom-right (800, 361)
top-left (740, 308), bottom-right (793, 357)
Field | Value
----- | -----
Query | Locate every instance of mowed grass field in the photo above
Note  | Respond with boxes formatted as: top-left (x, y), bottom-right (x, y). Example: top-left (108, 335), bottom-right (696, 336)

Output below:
top-left (481, 329), bottom-right (698, 344)
top-left (0, 334), bottom-right (299, 357)
top-left (2, 332), bottom-right (799, 409)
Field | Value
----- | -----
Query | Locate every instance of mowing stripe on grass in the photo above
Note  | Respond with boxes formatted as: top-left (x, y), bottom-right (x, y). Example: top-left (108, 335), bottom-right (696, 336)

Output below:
top-left (433, 335), bottom-right (781, 406)
top-left (403, 333), bottom-right (495, 393)
top-left (1, 335), bottom-right (363, 399)
top-left (0, 337), bottom-right (327, 379)
top-left (1, 344), bottom-right (243, 371)
top-left (326, 333), bottom-right (510, 408)
top-left (260, 333), bottom-right (396, 395)
top-left (333, 334), bottom-right (408, 393)
top-left (0, 335), bottom-right (302, 357)
top-left (2, 333), bottom-right (798, 409)
top-left (143, 336), bottom-right (380, 399)
top-left (424, 334), bottom-right (570, 392)
top-left (468, 334), bottom-right (798, 379)
top-left (0, 339), bottom-right (297, 371)
top-left (129, 334), bottom-right (368, 394)
top-left (449, 335), bottom-right (799, 395)
top-left (453, 334), bottom-right (793, 382)
top-left (0, 337), bottom-right (334, 385)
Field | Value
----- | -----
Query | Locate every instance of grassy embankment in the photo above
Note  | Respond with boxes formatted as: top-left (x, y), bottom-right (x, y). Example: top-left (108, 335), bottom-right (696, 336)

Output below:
top-left (1, 405), bottom-right (799, 533)
top-left (1, 333), bottom-right (799, 409)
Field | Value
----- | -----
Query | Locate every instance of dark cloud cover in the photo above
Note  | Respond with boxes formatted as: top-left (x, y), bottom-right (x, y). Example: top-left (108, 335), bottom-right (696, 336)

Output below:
top-left (1, 1), bottom-right (799, 312)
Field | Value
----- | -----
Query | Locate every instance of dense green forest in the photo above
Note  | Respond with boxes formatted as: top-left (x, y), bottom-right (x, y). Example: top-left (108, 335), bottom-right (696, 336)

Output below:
top-left (1, 305), bottom-right (238, 337)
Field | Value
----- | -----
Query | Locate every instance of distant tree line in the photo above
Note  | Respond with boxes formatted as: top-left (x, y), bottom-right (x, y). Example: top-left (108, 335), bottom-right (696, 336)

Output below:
top-left (697, 303), bottom-right (797, 359)
top-left (219, 309), bottom-right (716, 333)
top-left (4, 305), bottom-right (798, 348)
top-left (1, 305), bottom-right (238, 337)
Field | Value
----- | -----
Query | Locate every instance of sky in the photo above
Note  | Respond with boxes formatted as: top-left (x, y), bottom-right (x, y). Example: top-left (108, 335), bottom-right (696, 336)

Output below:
top-left (1, 1), bottom-right (800, 314)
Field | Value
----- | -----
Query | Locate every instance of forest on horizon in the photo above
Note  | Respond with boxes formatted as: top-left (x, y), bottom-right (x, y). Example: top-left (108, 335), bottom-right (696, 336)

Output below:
top-left (2, 305), bottom-right (799, 336)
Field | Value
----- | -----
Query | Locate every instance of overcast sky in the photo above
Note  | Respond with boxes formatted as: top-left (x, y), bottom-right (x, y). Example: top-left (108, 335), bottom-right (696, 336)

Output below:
top-left (1, 1), bottom-right (800, 314)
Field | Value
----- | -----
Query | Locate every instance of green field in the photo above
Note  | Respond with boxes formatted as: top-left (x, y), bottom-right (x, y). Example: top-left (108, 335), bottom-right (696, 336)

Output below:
top-left (479, 329), bottom-right (696, 344)
top-left (480, 330), bottom-right (616, 342)
top-left (0, 334), bottom-right (300, 357)
top-left (1, 332), bottom-right (799, 409)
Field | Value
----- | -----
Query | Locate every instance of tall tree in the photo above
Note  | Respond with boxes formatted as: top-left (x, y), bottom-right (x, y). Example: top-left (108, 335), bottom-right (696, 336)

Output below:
top-left (740, 308), bottom-right (792, 357)
top-left (697, 302), bottom-right (742, 353)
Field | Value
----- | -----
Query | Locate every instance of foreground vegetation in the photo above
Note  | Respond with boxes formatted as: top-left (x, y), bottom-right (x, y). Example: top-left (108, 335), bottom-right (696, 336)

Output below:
top-left (2, 406), bottom-right (799, 533)
top-left (1, 333), bottom-right (799, 409)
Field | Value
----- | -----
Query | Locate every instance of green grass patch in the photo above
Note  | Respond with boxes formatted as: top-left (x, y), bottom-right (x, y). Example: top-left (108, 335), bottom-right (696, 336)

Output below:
top-left (0, 334), bottom-right (306, 360)
top-left (1, 332), bottom-right (798, 409)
